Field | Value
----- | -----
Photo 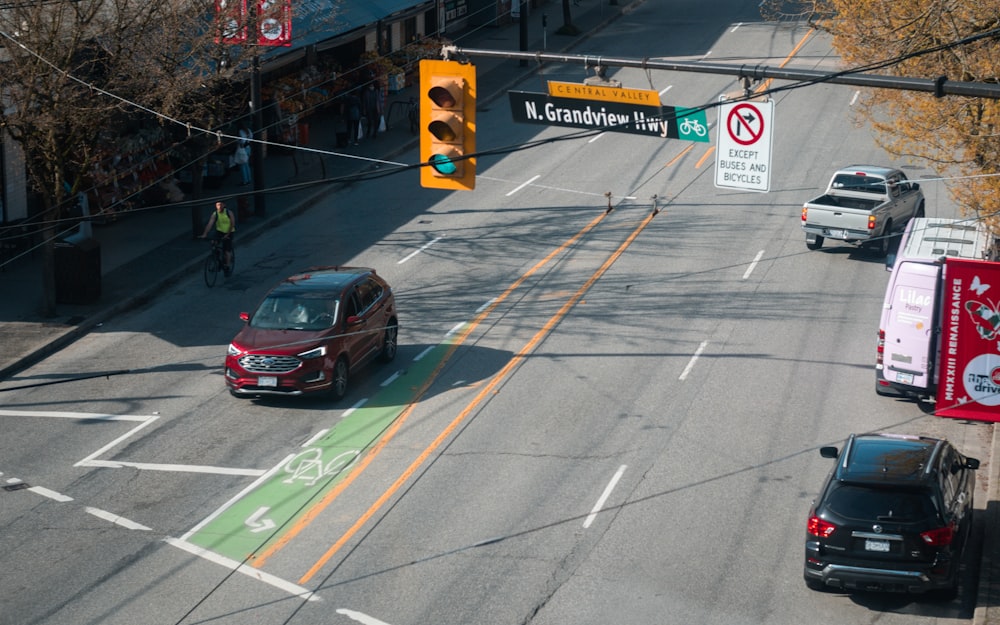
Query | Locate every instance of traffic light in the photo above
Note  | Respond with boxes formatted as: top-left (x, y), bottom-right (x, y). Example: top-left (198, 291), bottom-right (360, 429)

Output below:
top-left (419, 59), bottom-right (476, 190)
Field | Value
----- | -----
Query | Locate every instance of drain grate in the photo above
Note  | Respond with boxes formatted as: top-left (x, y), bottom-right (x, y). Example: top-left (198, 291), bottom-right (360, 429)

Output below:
top-left (4, 483), bottom-right (29, 491)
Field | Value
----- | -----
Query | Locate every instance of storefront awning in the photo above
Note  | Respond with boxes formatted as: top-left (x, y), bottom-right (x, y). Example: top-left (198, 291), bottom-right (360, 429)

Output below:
top-left (263, 0), bottom-right (432, 59)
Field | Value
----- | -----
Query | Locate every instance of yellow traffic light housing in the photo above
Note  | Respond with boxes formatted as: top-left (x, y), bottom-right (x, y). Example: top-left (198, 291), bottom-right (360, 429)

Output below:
top-left (420, 59), bottom-right (476, 190)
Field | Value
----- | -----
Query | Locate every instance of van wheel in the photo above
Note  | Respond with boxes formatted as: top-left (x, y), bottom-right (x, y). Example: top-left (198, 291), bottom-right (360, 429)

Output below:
top-left (806, 235), bottom-right (824, 250)
top-left (328, 357), bottom-right (349, 401)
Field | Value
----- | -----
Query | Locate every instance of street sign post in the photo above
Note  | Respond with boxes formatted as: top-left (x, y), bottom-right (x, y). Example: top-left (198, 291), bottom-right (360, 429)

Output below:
top-left (714, 99), bottom-right (773, 192)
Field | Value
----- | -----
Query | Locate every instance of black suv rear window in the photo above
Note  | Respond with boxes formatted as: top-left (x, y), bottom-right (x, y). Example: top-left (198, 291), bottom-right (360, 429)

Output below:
top-left (825, 484), bottom-right (936, 522)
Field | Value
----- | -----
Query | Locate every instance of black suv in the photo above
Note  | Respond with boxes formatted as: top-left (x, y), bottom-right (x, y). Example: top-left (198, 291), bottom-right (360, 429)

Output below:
top-left (804, 433), bottom-right (979, 597)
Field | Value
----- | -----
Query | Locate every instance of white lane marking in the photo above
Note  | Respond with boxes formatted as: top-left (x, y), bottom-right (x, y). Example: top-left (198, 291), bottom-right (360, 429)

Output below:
top-left (342, 398), bottom-right (368, 418)
top-left (506, 174), bottom-right (541, 196)
top-left (303, 429), bottom-right (329, 448)
top-left (245, 506), bottom-right (276, 533)
top-left (0, 409), bottom-right (148, 421)
top-left (679, 341), bottom-right (709, 381)
top-left (730, 22), bottom-right (743, 33)
top-left (445, 322), bottom-right (465, 338)
top-left (587, 133), bottom-right (605, 144)
top-left (659, 85), bottom-right (673, 96)
top-left (5, 410), bottom-right (262, 475)
top-left (476, 298), bottom-right (496, 314)
top-left (181, 455), bottom-right (293, 540)
top-left (336, 609), bottom-right (392, 625)
top-left (743, 250), bottom-right (764, 280)
top-left (84, 507), bottom-right (151, 531)
top-left (381, 370), bottom-right (402, 386)
top-left (850, 91), bottom-right (860, 106)
top-left (165, 537), bottom-right (320, 601)
top-left (584, 465), bottom-right (627, 528)
top-left (74, 415), bottom-right (160, 468)
top-left (80, 459), bottom-right (265, 476)
top-left (398, 236), bottom-right (442, 264)
top-left (413, 346), bottom-right (435, 361)
top-left (29, 486), bottom-right (73, 502)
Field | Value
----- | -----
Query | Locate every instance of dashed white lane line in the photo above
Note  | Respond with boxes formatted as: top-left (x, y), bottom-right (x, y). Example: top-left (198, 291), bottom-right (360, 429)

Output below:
top-left (679, 341), bottom-right (709, 381)
top-left (584, 464), bottom-right (627, 528)
top-left (743, 250), bottom-right (764, 280)
top-left (85, 507), bottom-right (151, 531)
top-left (398, 236), bottom-right (442, 264)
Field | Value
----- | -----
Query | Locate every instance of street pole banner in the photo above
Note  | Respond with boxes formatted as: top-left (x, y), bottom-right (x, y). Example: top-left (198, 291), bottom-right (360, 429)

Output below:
top-left (215, 0), bottom-right (248, 44)
top-left (936, 258), bottom-right (1000, 421)
top-left (257, 0), bottom-right (292, 47)
top-left (508, 91), bottom-right (709, 141)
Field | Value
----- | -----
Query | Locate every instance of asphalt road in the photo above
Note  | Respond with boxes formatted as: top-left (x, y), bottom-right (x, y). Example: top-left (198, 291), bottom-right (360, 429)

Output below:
top-left (0, 3), bottom-right (993, 625)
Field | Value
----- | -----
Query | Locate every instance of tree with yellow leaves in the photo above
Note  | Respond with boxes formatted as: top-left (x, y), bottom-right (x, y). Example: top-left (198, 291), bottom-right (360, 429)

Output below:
top-left (761, 1), bottom-right (1000, 233)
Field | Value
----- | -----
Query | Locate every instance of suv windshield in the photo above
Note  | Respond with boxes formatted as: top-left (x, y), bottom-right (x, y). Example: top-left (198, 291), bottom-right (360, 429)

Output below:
top-left (825, 484), bottom-right (937, 522)
top-left (250, 295), bottom-right (339, 331)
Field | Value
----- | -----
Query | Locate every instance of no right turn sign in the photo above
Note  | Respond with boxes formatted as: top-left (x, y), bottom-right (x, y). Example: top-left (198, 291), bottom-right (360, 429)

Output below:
top-left (715, 99), bottom-right (774, 192)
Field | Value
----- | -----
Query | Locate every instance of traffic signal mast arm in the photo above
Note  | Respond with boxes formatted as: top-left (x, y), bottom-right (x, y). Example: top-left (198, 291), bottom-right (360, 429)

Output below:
top-left (440, 46), bottom-right (1000, 99)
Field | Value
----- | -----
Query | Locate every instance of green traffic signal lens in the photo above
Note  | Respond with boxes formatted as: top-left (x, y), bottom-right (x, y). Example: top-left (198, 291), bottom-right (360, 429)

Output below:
top-left (430, 154), bottom-right (457, 175)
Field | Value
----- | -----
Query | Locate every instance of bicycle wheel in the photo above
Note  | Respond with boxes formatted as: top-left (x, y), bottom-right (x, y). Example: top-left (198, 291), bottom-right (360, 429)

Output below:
top-left (204, 252), bottom-right (219, 287)
top-left (226, 249), bottom-right (235, 277)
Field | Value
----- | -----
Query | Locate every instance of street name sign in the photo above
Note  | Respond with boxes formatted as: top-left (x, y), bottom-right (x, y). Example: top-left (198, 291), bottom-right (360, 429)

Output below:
top-left (547, 81), bottom-right (660, 106)
top-left (714, 98), bottom-right (774, 192)
top-left (509, 91), bottom-right (709, 142)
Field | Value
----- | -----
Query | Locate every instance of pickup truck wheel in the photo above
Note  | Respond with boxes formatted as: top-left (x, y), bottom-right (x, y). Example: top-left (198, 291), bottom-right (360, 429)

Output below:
top-left (806, 235), bottom-right (824, 250)
top-left (873, 220), bottom-right (892, 258)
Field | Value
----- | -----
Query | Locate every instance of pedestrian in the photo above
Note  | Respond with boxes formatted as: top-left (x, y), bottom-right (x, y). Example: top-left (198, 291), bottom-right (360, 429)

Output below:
top-left (235, 127), bottom-right (251, 185)
top-left (200, 201), bottom-right (236, 276)
top-left (362, 81), bottom-right (382, 141)
top-left (346, 92), bottom-right (362, 145)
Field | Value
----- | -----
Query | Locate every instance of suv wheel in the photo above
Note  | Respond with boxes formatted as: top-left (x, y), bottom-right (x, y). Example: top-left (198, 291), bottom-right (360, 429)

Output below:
top-left (328, 357), bottom-right (349, 401)
top-left (379, 319), bottom-right (398, 363)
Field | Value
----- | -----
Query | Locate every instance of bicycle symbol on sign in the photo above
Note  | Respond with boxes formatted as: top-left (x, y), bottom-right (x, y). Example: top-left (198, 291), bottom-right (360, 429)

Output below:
top-left (679, 117), bottom-right (707, 137)
top-left (283, 448), bottom-right (360, 487)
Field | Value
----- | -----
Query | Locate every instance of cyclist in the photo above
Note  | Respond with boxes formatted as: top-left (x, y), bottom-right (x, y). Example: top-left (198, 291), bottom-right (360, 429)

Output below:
top-left (200, 201), bottom-right (236, 276)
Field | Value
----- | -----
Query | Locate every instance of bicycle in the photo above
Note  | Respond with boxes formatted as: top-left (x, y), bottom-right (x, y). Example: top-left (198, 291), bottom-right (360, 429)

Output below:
top-left (204, 236), bottom-right (235, 287)
top-left (679, 117), bottom-right (707, 137)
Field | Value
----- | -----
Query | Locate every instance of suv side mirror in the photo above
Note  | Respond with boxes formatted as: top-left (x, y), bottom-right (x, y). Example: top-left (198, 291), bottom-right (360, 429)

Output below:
top-left (820, 446), bottom-right (839, 459)
top-left (967, 457), bottom-right (980, 470)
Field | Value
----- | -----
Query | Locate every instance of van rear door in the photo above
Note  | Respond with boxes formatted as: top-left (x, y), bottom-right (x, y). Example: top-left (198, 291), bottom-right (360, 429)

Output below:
top-left (882, 261), bottom-right (940, 390)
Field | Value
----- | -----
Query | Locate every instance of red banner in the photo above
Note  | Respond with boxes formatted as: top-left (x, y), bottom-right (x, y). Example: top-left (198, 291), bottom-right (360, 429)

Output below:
top-left (936, 258), bottom-right (1000, 421)
top-left (215, 0), bottom-right (248, 44)
top-left (257, 0), bottom-right (292, 47)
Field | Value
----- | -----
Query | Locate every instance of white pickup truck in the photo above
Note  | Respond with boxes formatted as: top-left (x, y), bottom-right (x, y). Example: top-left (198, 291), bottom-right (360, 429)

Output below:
top-left (801, 165), bottom-right (925, 256)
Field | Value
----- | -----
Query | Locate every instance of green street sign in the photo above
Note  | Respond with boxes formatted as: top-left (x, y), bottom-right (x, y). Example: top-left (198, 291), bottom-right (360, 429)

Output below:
top-left (509, 91), bottom-right (709, 142)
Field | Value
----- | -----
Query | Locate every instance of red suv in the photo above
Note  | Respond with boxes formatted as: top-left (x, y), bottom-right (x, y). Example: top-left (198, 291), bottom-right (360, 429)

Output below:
top-left (226, 266), bottom-right (398, 400)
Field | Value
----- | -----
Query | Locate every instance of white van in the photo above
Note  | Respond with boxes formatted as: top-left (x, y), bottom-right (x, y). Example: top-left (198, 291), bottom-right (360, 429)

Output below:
top-left (875, 218), bottom-right (991, 398)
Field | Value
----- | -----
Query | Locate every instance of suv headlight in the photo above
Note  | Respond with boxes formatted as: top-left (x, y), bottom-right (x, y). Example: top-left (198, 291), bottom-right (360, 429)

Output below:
top-left (227, 343), bottom-right (242, 356)
top-left (299, 345), bottom-right (327, 359)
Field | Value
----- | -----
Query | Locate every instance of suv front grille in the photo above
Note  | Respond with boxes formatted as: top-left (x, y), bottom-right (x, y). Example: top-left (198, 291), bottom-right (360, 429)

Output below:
top-left (239, 354), bottom-right (301, 374)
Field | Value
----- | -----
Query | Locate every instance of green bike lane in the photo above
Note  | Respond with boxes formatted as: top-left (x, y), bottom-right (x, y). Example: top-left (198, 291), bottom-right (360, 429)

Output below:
top-left (180, 338), bottom-right (461, 565)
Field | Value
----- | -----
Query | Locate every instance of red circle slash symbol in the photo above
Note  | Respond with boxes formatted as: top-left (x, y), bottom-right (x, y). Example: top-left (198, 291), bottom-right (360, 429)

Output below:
top-left (727, 103), bottom-right (764, 146)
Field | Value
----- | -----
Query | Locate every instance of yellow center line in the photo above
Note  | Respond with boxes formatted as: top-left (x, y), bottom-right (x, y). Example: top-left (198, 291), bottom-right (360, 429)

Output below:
top-left (297, 208), bottom-right (659, 585)
top-left (249, 209), bottom-right (611, 569)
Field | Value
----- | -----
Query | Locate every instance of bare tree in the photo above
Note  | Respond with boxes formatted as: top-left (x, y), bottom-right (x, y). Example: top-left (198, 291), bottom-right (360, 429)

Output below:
top-left (0, 0), bottom-right (241, 316)
top-left (761, 1), bottom-right (1000, 232)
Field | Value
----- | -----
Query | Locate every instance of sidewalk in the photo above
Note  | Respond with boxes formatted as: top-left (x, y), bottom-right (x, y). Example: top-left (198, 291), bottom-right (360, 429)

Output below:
top-left (0, 0), bottom-right (629, 382)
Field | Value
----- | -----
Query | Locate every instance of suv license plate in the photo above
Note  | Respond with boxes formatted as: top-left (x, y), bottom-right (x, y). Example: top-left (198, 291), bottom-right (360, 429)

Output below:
top-left (258, 376), bottom-right (278, 387)
top-left (865, 539), bottom-right (890, 552)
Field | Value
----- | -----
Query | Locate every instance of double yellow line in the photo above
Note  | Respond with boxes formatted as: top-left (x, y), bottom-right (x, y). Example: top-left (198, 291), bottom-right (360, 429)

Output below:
top-left (249, 204), bottom-right (657, 583)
